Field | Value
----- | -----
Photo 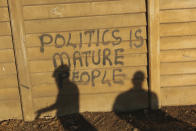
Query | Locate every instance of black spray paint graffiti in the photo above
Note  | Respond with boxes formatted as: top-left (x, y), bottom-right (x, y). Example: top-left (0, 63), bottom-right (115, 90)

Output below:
top-left (52, 48), bottom-right (124, 68)
top-left (130, 29), bottom-right (144, 48)
top-left (52, 48), bottom-right (125, 87)
top-left (39, 28), bottom-right (144, 87)
top-left (39, 29), bottom-right (144, 52)
top-left (71, 68), bottom-right (125, 87)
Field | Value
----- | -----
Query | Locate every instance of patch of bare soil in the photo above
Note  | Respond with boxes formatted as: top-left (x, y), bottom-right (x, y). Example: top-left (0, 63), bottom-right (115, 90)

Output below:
top-left (0, 105), bottom-right (195, 131)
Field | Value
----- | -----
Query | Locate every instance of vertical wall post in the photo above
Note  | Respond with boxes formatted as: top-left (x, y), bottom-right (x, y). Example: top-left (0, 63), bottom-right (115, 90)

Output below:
top-left (147, 0), bottom-right (161, 109)
top-left (8, 0), bottom-right (34, 121)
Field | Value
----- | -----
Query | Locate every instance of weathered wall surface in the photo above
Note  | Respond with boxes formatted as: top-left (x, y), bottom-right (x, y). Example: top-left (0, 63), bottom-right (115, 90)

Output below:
top-left (21, 0), bottom-right (148, 117)
top-left (0, 0), bottom-right (196, 121)
top-left (160, 0), bottom-right (196, 106)
top-left (0, 0), bottom-right (22, 120)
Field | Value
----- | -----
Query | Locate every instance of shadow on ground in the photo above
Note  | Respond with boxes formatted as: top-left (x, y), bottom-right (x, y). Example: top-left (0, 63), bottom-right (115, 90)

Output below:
top-left (7, 65), bottom-right (194, 131)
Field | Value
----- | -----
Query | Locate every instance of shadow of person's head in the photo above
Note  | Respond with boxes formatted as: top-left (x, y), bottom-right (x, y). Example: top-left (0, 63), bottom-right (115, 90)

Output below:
top-left (53, 64), bottom-right (70, 89)
top-left (132, 71), bottom-right (145, 90)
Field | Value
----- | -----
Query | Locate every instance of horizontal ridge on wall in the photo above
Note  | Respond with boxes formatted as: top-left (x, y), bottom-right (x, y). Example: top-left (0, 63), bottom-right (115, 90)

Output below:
top-left (22, 0), bottom-right (119, 6)
top-left (24, 13), bottom-right (146, 34)
top-left (23, 0), bottom-right (146, 20)
top-left (160, 0), bottom-right (196, 10)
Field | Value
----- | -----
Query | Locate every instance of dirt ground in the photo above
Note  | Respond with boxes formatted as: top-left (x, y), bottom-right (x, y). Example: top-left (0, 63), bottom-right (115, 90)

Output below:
top-left (0, 105), bottom-right (195, 131)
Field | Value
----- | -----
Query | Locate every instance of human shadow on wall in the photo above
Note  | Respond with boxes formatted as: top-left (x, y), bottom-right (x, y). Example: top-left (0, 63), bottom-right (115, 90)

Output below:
top-left (35, 64), bottom-right (97, 131)
top-left (113, 71), bottom-right (195, 130)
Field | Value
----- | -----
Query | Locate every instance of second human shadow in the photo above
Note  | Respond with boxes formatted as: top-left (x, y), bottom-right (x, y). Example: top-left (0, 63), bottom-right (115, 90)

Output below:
top-left (113, 71), bottom-right (195, 130)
